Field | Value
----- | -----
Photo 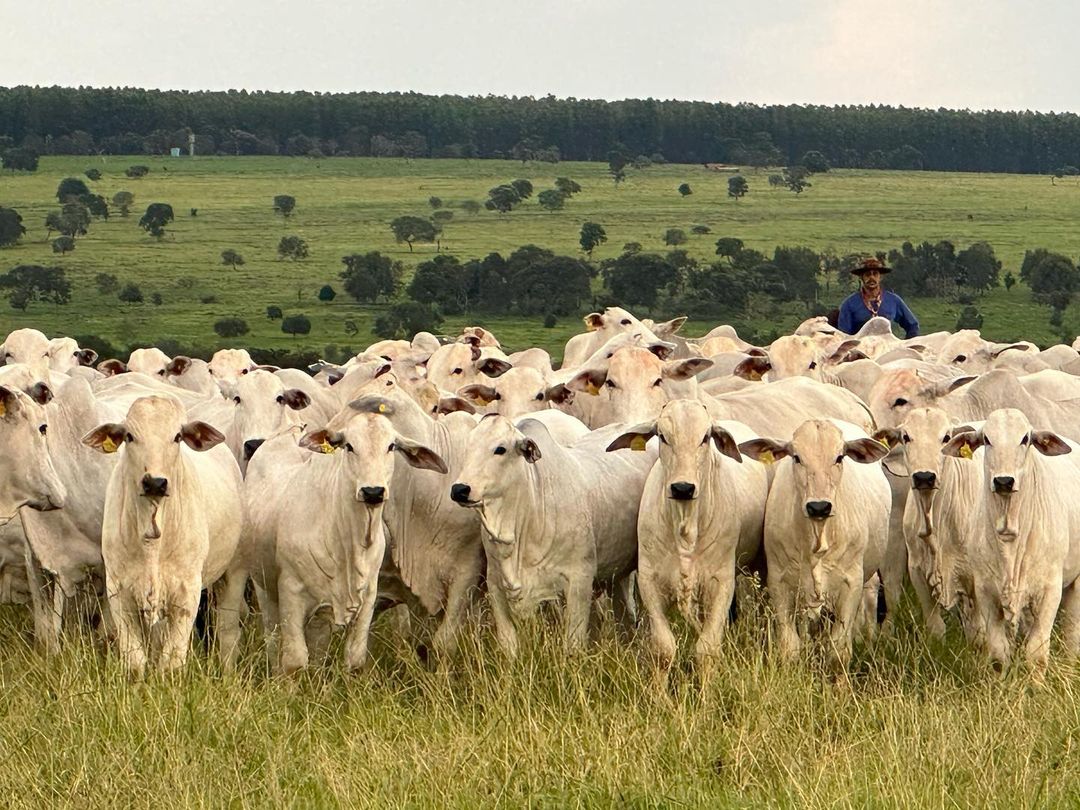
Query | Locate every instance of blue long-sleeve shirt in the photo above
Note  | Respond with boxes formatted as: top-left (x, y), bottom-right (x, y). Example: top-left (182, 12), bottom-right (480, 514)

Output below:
top-left (837, 290), bottom-right (919, 338)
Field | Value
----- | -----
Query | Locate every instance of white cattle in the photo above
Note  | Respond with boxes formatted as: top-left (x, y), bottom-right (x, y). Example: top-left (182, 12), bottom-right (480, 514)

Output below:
top-left (104, 350), bottom-right (218, 397)
top-left (83, 395), bottom-right (244, 675)
top-left (424, 342), bottom-right (512, 394)
top-left (207, 348), bottom-right (256, 396)
top-left (607, 400), bottom-right (766, 675)
top-left (739, 420), bottom-right (891, 671)
top-left (0, 386), bottom-right (66, 522)
top-left (942, 409), bottom-right (1080, 672)
top-left (450, 415), bottom-right (656, 654)
top-left (560, 306), bottom-right (675, 369)
top-left (245, 408), bottom-right (447, 673)
top-left (457, 366), bottom-right (553, 418)
top-left (708, 376), bottom-right (875, 439)
top-left (876, 409), bottom-right (986, 638)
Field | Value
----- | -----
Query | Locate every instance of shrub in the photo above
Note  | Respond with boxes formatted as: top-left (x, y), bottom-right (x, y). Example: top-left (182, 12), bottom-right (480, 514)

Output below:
top-left (214, 317), bottom-right (250, 338)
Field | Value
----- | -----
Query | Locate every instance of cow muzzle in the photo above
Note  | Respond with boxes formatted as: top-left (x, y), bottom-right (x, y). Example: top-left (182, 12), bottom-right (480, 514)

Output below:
top-left (141, 475), bottom-right (169, 498)
top-left (805, 500), bottom-right (832, 520)
top-left (359, 486), bottom-right (386, 505)
top-left (911, 471), bottom-right (937, 491)
top-left (669, 481), bottom-right (696, 500)
top-left (450, 483), bottom-right (479, 506)
top-left (992, 475), bottom-right (1016, 494)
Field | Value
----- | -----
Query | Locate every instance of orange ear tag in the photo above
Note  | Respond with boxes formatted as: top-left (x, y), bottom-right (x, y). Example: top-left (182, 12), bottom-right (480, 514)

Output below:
top-left (630, 436), bottom-right (647, 452)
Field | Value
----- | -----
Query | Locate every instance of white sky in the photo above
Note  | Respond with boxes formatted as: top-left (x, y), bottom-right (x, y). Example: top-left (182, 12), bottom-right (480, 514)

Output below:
top-left (1, 0), bottom-right (1076, 112)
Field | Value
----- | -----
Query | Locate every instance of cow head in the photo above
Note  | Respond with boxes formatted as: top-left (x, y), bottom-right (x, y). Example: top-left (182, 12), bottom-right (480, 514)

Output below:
top-left (0, 385), bottom-right (65, 523)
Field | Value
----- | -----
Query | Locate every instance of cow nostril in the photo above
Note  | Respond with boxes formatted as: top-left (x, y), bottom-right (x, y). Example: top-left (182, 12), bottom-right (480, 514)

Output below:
top-left (243, 439), bottom-right (265, 461)
top-left (141, 475), bottom-right (168, 497)
top-left (450, 483), bottom-right (472, 503)
top-left (360, 486), bottom-right (386, 505)
top-left (912, 471), bottom-right (937, 490)
top-left (806, 500), bottom-right (832, 519)
top-left (669, 481), bottom-right (696, 500)
top-left (993, 476), bottom-right (1016, 493)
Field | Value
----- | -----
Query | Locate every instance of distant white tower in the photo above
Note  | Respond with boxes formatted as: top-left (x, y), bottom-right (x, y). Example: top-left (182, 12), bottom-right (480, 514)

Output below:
top-left (188, 133), bottom-right (196, 158)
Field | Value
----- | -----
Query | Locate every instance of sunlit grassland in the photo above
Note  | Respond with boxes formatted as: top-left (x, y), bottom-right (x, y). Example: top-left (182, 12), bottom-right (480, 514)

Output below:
top-left (3, 156), bottom-right (1080, 355)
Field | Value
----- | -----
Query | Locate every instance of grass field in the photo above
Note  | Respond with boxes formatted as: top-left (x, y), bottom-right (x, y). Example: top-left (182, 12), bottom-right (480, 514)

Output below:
top-left (3, 156), bottom-right (1080, 356)
top-left (1, 592), bottom-right (1078, 808)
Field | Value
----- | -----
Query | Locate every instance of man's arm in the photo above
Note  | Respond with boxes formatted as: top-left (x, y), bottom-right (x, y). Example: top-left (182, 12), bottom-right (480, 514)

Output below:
top-left (837, 297), bottom-right (857, 334)
top-left (893, 294), bottom-right (920, 338)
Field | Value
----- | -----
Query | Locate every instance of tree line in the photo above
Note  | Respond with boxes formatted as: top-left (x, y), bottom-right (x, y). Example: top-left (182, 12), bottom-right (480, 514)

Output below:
top-left (4, 86), bottom-right (1080, 174)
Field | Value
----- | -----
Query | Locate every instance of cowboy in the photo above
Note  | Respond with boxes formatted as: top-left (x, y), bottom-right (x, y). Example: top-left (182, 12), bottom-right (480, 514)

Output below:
top-left (837, 257), bottom-right (919, 338)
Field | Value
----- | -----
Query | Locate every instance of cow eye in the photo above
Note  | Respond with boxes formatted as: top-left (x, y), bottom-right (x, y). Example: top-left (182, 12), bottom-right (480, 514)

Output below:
top-left (941, 434), bottom-right (949, 444)
top-left (208, 368), bottom-right (215, 375)
top-left (275, 395), bottom-right (284, 404)
top-left (652, 378), bottom-right (662, 387)
top-left (658, 433), bottom-right (669, 445)
top-left (345, 443), bottom-right (354, 453)
top-left (534, 392), bottom-right (544, 401)
top-left (38, 424), bottom-right (47, 436)
top-left (792, 454), bottom-right (801, 464)
top-left (620, 318), bottom-right (631, 325)
top-left (173, 432), bottom-right (181, 443)
top-left (233, 396), bottom-right (241, 404)
top-left (493, 446), bottom-right (508, 455)
top-left (835, 454), bottom-right (844, 464)
top-left (125, 432), bottom-right (135, 443)
top-left (1020, 434), bottom-right (1029, 446)
top-left (604, 379), bottom-right (616, 389)
top-left (156, 369), bottom-right (166, 376)
top-left (983, 436), bottom-right (992, 447)
top-left (241, 368), bottom-right (249, 375)
top-left (902, 433), bottom-right (910, 443)
top-left (451, 367), bottom-right (463, 375)
top-left (893, 398), bottom-right (908, 408)
top-left (953, 355), bottom-right (967, 363)
top-left (388, 443), bottom-right (395, 452)
top-left (808, 361), bottom-right (817, 370)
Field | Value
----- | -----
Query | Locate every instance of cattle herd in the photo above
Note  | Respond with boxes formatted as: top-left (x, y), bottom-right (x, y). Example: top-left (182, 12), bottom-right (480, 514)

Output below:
top-left (2, 309), bottom-right (1080, 679)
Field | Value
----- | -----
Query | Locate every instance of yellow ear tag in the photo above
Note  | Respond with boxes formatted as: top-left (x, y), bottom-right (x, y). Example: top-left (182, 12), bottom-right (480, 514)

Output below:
top-left (0, 402), bottom-right (6, 418)
top-left (102, 436), bottom-right (118, 454)
top-left (959, 444), bottom-right (973, 460)
top-left (630, 435), bottom-right (647, 452)
top-left (758, 449), bottom-right (775, 466)
top-left (585, 382), bottom-right (600, 397)
top-left (320, 440), bottom-right (336, 454)
top-left (879, 437), bottom-right (891, 449)
top-left (377, 403), bottom-right (388, 413)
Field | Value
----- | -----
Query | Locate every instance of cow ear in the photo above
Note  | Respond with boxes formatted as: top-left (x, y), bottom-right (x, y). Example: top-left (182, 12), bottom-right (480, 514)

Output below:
top-left (166, 356), bottom-right (192, 376)
top-left (827, 339), bottom-right (862, 363)
top-left (180, 421), bottom-right (225, 451)
top-left (469, 345), bottom-right (482, 362)
top-left (75, 348), bottom-right (98, 366)
top-left (990, 343), bottom-right (1032, 358)
top-left (652, 315), bottom-right (687, 337)
top-left (544, 383), bottom-right (574, 405)
top-left (29, 382), bottom-right (53, 406)
top-left (300, 429), bottom-right (344, 454)
top-left (837, 348), bottom-right (870, 364)
top-left (710, 426), bottom-right (743, 462)
top-left (374, 362), bottom-right (392, 378)
top-left (844, 437), bottom-right (890, 464)
top-left (583, 312), bottom-right (604, 332)
top-left (663, 357), bottom-right (713, 381)
top-left (518, 437), bottom-right (542, 463)
top-left (0, 386), bottom-right (20, 419)
top-left (82, 422), bottom-right (126, 453)
top-left (737, 438), bottom-right (790, 465)
top-left (568, 367), bottom-right (607, 396)
top-left (478, 358), bottom-right (512, 378)
top-left (458, 384), bottom-right (498, 406)
top-left (943, 430), bottom-right (984, 458)
top-left (326, 370), bottom-right (345, 386)
top-left (97, 359), bottom-right (128, 376)
top-left (280, 389), bottom-right (311, 410)
top-left (1031, 430), bottom-right (1072, 456)
top-left (606, 422), bottom-right (657, 452)
top-left (935, 376), bottom-right (977, 396)
top-left (645, 341), bottom-right (676, 360)
top-left (394, 437), bottom-right (449, 473)
top-left (437, 395), bottom-right (476, 415)
top-left (733, 355), bottom-right (771, 381)
top-left (872, 428), bottom-right (903, 450)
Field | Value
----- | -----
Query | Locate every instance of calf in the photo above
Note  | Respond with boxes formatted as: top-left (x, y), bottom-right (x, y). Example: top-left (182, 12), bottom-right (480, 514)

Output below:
top-left (83, 395), bottom-right (244, 675)
top-left (740, 420), bottom-right (891, 671)
top-left (607, 400), bottom-right (766, 676)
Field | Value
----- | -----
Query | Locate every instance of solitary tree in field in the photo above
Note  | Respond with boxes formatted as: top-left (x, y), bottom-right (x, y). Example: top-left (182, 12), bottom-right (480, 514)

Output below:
top-left (538, 189), bottom-right (566, 211)
top-left (663, 228), bottom-right (687, 247)
top-left (0, 207), bottom-right (26, 248)
top-left (510, 179), bottom-right (534, 200)
top-left (678, 183), bottom-right (692, 197)
top-left (2, 148), bottom-right (38, 173)
top-left (281, 314), bottom-right (312, 340)
top-left (318, 284), bottom-right (337, 301)
top-left (728, 175), bottom-right (749, 201)
top-left (273, 195), bottom-right (296, 219)
top-left (428, 196), bottom-right (443, 209)
top-left (579, 222), bottom-right (607, 259)
top-left (125, 165), bottom-right (150, 178)
top-left (139, 203), bottom-right (174, 238)
top-left (214, 317), bottom-right (250, 339)
top-left (341, 251), bottom-right (402, 303)
top-left (783, 166), bottom-right (811, 194)
top-left (82, 194), bottom-right (109, 220)
top-left (85, 168), bottom-right (102, 182)
top-left (715, 237), bottom-right (744, 259)
top-left (52, 236), bottom-right (75, 255)
top-left (485, 185), bottom-right (522, 214)
top-left (112, 191), bottom-right (135, 217)
top-left (277, 235), bottom-right (309, 260)
top-left (389, 215), bottom-right (438, 252)
top-left (266, 305), bottom-right (283, 320)
top-left (432, 209), bottom-right (454, 225)
top-left (57, 177), bottom-right (91, 203)
top-left (46, 203), bottom-right (91, 239)
top-left (221, 249), bottom-right (245, 268)
top-left (691, 224), bottom-right (711, 235)
top-left (118, 283), bottom-right (144, 305)
top-left (1004, 271), bottom-right (1016, 291)
top-left (608, 146), bottom-right (631, 185)
top-left (555, 177), bottom-right (582, 197)
top-left (96, 273), bottom-right (119, 295)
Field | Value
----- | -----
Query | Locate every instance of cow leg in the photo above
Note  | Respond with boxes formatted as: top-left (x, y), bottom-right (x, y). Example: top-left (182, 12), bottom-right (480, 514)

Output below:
top-left (828, 576), bottom-right (863, 673)
top-left (488, 585), bottom-right (519, 658)
top-left (304, 608), bottom-right (333, 667)
top-left (278, 573), bottom-right (311, 675)
top-left (978, 587), bottom-right (1011, 673)
top-left (158, 585), bottom-right (200, 673)
top-left (253, 582), bottom-right (281, 674)
top-left (432, 570), bottom-right (475, 662)
top-left (638, 571), bottom-right (675, 680)
top-left (771, 580), bottom-right (801, 663)
top-left (344, 582), bottom-right (378, 672)
top-left (908, 560), bottom-right (946, 639)
top-left (611, 572), bottom-right (638, 636)
top-left (213, 568), bottom-right (248, 671)
top-left (563, 575), bottom-right (592, 653)
top-left (22, 537), bottom-right (62, 655)
top-left (1060, 577), bottom-right (1080, 656)
top-left (110, 591), bottom-right (148, 677)
top-left (695, 571), bottom-right (735, 676)
top-left (1023, 581), bottom-right (1063, 676)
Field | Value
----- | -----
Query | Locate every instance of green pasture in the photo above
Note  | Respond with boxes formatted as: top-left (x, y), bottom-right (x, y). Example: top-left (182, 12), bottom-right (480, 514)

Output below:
top-left (2, 156), bottom-right (1080, 355)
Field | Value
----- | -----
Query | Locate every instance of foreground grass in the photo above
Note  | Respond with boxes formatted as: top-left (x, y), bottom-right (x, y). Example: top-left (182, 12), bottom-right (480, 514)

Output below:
top-left (0, 595), bottom-right (1077, 807)
top-left (2, 157), bottom-right (1080, 354)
